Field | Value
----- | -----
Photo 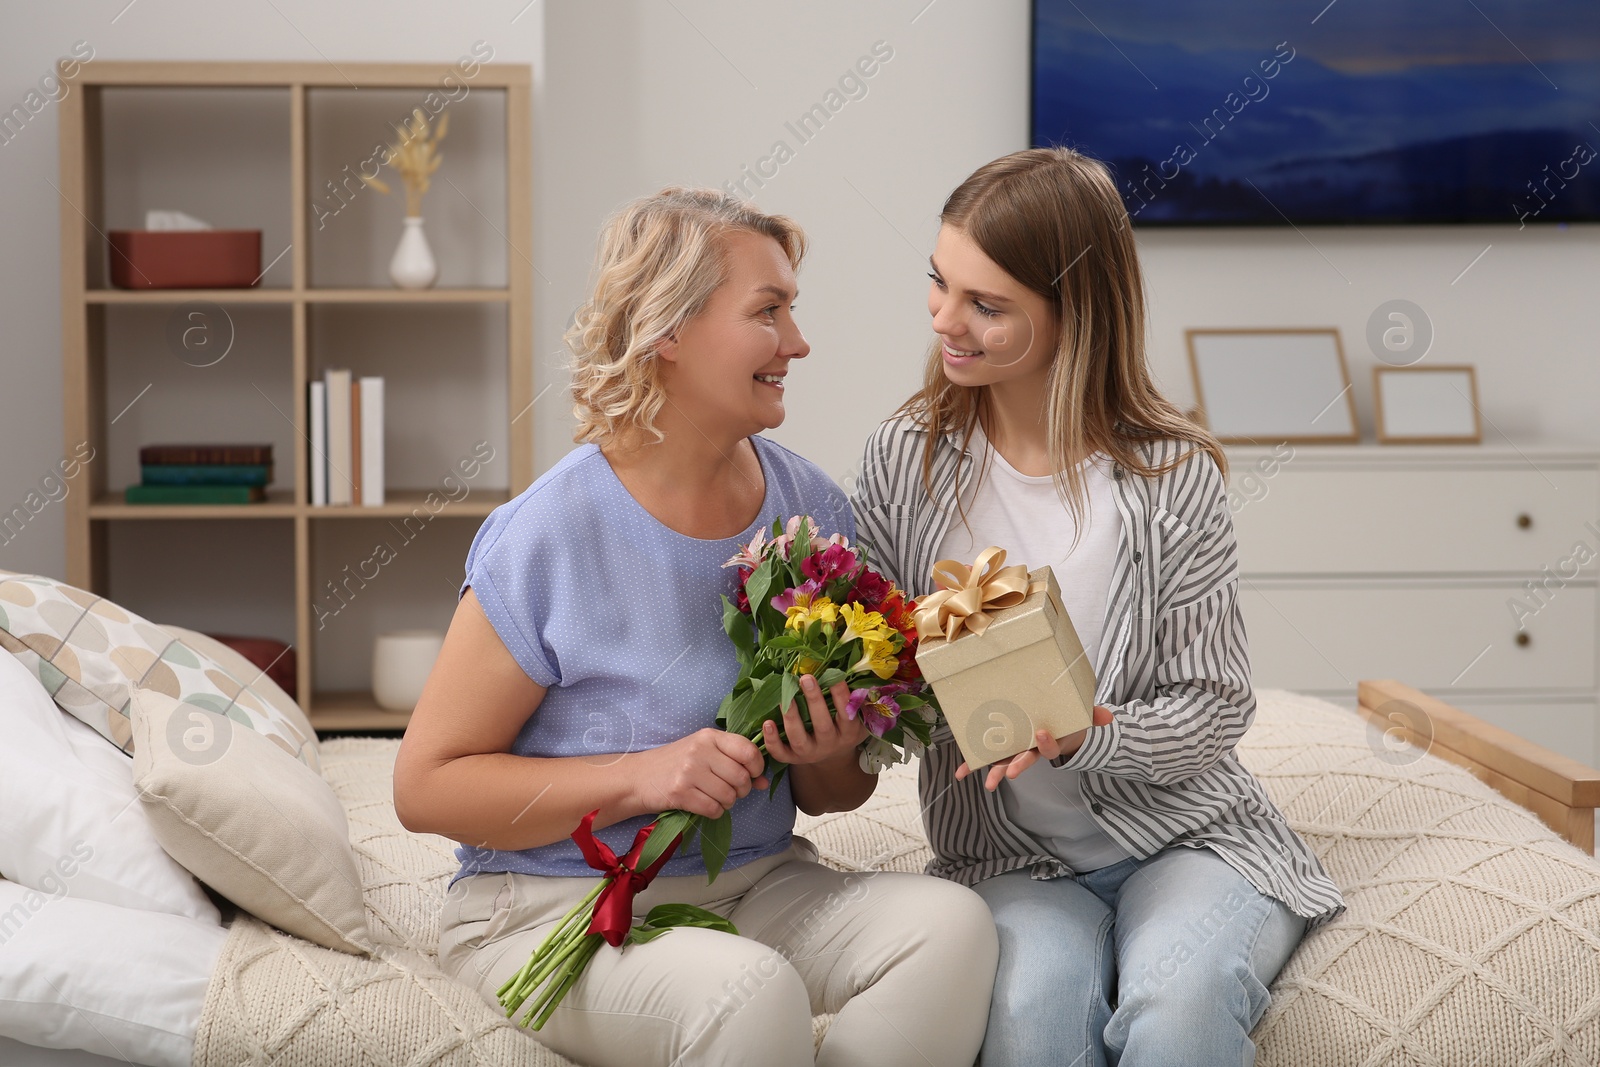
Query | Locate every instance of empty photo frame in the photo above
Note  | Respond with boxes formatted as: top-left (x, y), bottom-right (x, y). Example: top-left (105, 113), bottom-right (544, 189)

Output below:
top-left (1186, 328), bottom-right (1359, 444)
top-left (1374, 365), bottom-right (1482, 444)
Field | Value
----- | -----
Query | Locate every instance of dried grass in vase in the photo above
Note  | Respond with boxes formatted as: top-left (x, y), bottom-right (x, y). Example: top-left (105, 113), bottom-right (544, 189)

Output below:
top-left (362, 107), bottom-right (449, 217)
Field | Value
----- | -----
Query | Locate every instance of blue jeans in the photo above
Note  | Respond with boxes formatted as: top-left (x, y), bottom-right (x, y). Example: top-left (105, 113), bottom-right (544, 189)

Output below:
top-left (971, 845), bottom-right (1306, 1067)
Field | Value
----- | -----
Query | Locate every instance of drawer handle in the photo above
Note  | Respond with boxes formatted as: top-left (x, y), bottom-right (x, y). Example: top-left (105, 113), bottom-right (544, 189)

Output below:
top-left (1516, 513), bottom-right (1533, 529)
top-left (1515, 631), bottom-right (1531, 648)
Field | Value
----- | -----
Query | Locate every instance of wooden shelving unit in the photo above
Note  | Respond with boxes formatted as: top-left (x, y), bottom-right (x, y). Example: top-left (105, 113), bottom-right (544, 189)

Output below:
top-left (57, 61), bottom-right (533, 734)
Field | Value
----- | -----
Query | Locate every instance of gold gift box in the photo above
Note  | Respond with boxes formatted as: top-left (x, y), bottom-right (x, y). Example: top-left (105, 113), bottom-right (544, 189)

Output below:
top-left (916, 566), bottom-right (1096, 769)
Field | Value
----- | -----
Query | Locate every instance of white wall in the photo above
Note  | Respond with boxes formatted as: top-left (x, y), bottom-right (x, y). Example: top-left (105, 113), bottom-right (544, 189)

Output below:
top-left (2, 0), bottom-right (1597, 587)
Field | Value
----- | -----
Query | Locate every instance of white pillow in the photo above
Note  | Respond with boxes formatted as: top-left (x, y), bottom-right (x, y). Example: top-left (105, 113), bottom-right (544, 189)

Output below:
top-left (0, 878), bottom-right (224, 1067)
top-left (0, 651), bottom-right (219, 923)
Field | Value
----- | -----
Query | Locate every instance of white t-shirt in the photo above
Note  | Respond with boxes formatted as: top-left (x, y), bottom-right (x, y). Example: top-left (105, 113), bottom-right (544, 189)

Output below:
top-left (936, 424), bottom-right (1131, 872)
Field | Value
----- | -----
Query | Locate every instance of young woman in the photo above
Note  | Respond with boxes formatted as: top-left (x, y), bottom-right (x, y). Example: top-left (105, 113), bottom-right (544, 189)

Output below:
top-left (851, 148), bottom-right (1344, 1067)
top-left (393, 188), bottom-right (997, 1067)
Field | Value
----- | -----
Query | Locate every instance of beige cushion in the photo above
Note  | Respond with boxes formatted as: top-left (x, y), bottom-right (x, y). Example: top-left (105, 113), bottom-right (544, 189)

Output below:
top-left (130, 688), bottom-right (370, 955)
top-left (0, 570), bottom-right (317, 769)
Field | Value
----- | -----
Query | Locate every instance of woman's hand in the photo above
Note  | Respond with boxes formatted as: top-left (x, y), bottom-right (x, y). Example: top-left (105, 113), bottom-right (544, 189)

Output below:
top-left (956, 704), bottom-right (1116, 792)
top-left (630, 728), bottom-right (770, 820)
top-left (761, 673), bottom-right (869, 766)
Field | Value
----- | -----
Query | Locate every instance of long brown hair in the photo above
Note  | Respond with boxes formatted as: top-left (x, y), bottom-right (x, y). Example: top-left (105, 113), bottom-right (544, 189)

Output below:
top-left (900, 147), bottom-right (1224, 530)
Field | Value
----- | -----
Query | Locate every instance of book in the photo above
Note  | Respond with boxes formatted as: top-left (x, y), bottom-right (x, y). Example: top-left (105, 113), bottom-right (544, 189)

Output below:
top-left (140, 464), bottom-right (272, 486)
top-left (359, 376), bottom-right (384, 506)
top-left (310, 380), bottom-right (327, 506)
top-left (325, 369), bottom-right (353, 506)
top-left (124, 485), bottom-right (266, 505)
top-left (351, 379), bottom-right (363, 505)
top-left (139, 444), bottom-right (273, 466)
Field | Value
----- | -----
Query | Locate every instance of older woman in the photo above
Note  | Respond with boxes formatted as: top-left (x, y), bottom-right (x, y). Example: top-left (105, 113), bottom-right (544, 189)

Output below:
top-left (393, 188), bottom-right (996, 1067)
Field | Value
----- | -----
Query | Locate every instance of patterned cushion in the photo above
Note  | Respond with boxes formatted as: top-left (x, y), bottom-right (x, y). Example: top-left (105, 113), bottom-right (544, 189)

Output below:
top-left (0, 570), bottom-right (317, 769)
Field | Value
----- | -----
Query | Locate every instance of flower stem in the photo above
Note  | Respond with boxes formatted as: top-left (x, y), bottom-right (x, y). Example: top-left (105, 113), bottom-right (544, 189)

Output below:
top-left (529, 936), bottom-right (604, 1030)
top-left (498, 878), bottom-right (610, 1012)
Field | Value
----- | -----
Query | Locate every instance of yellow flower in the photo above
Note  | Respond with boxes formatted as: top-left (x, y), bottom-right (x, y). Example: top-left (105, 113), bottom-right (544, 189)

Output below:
top-left (852, 635), bottom-right (899, 679)
top-left (841, 603), bottom-right (894, 646)
top-left (784, 595), bottom-right (838, 633)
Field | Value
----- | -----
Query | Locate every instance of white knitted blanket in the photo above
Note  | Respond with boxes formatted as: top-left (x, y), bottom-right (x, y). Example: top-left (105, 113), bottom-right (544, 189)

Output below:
top-left (192, 691), bottom-right (1600, 1066)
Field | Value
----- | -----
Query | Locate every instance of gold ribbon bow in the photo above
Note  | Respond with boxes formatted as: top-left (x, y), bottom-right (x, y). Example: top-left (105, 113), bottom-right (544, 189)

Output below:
top-left (914, 547), bottom-right (1037, 643)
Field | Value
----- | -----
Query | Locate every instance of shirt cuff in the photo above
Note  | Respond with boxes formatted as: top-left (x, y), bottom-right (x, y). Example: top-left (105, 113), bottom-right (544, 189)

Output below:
top-left (1052, 715), bottom-right (1120, 771)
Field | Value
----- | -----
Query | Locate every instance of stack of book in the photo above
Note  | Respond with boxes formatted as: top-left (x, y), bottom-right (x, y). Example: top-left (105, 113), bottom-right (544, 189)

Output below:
top-left (126, 444), bottom-right (273, 504)
top-left (309, 369), bottom-right (384, 507)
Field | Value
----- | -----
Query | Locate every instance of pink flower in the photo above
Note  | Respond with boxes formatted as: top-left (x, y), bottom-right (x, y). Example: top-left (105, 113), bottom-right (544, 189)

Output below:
top-left (802, 544), bottom-right (859, 584)
top-left (844, 684), bottom-right (914, 737)
top-left (770, 579), bottom-right (824, 615)
top-left (772, 515), bottom-right (848, 560)
top-left (723, 528), bottom-right (769, 571)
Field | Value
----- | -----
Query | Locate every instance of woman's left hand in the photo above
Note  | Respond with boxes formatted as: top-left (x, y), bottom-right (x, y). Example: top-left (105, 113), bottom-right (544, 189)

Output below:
top-left (956, 704), bottom-right (1116, 792)
top-left (762, 673), bottom-right (869, 766)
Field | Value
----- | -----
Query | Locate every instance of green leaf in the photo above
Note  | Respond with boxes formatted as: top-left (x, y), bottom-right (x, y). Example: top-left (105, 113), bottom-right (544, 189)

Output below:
top-left (728, 671), bottom-right (784, 738)
top-left (745, 559), bottom-right (777, 626)
top-left (816, 666), bottom-right (847, 690)
top-left (699, 810), bottom-right (734, 883)
top-left (721, 595), bottom-right (755, 667)
top-left (778, 672), bottom-right (801, 720)
top-left (636, 810), bottom-right (697, 870)
top-left (624, 903), bottom-right (739, 945)
top-left (748, 672), bottom-right (786, 727)
top-left (767, 763), bottom-right (789, 795)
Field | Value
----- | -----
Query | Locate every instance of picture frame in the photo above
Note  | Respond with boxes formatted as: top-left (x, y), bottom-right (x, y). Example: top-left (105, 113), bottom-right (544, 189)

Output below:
top-left (1373, 365), bottom-right (1482, 445)
top-left (1185, 327), bottom-right (1359, 444)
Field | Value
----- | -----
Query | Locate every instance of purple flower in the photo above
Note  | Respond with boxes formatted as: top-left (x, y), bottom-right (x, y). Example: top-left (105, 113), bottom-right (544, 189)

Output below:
top-left (770, 579), bottom-right (824, 615)
top-left (844, 683), bottom-right (914, 737)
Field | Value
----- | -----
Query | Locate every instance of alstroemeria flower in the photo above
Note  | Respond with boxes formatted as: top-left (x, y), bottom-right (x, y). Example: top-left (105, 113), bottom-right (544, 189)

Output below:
top-left (858, 735), bottom-right (904, 773)
top-left (802, 543), bottom-right (859, 584)
top-left (844, 682), bottom-right (918, 737)
top-left (851, 635), bottom-right (899, 679)
top-left (773, 582), bottom-right (838, 632)
top-left (846, 568), bottom-right (894, 609)
top-left (840, 602), bottom-right (894, 646)
top-left (771, 579), bottom-right (824, 615)
top-left (723, 528), bottom-right (768, 571)
top-left (733, 566), bottom-right (753, 614)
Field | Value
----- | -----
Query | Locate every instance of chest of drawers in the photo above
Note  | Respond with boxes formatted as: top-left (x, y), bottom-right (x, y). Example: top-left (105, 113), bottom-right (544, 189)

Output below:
top-left (1224, 445), bottom-right (1600, 768)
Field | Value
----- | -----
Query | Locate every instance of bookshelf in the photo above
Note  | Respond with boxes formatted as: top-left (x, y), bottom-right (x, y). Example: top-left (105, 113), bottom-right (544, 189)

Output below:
top-left (57, 61), bottom-right (534, 733)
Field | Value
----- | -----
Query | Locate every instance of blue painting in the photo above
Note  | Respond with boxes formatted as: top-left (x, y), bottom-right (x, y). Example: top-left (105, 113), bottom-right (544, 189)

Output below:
top-left (1031, 1), bottom-right (1600, 225)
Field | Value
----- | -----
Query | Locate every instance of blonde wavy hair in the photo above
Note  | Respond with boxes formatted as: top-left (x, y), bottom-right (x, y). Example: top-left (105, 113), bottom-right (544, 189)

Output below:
top-left (568, 187), bottom-right (807, 447)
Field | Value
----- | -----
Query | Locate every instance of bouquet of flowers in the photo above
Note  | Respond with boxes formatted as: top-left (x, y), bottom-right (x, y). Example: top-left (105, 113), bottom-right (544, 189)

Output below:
top-left (499, 515), bottom-right (940, 1029)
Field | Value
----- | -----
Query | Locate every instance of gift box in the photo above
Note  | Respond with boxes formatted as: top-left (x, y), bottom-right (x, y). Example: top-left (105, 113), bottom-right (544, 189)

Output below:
top-left (914, 556), bottom-right (1096, 769)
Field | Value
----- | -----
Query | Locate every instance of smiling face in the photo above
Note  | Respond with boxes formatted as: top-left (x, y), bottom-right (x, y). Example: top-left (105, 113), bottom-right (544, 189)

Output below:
top-left (927, 224), bottom-right (1058, 389)
top-left (657, 229), bottom-right (809, 438)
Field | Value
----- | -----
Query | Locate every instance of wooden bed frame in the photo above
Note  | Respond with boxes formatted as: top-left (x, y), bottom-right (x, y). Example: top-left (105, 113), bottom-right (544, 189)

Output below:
top-left (1357, 680), bottom-right (1600, 855)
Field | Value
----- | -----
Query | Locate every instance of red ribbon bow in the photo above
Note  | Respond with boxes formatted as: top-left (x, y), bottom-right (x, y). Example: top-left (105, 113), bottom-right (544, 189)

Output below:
top-left (571, 810), bottom-right (683, 947)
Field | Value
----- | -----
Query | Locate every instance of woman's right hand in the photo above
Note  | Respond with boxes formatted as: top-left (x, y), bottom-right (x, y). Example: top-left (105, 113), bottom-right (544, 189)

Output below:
top-left (630, 728), bottom-right (769, 819)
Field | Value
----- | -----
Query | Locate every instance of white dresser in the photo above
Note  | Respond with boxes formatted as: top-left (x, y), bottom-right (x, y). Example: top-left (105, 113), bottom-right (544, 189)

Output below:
top-left (1224, 444), bottom-right (1600, 769)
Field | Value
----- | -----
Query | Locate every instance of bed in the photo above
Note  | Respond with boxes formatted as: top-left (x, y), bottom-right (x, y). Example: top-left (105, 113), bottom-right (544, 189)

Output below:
top-left (2, 588), bottom-right (1598, 1066)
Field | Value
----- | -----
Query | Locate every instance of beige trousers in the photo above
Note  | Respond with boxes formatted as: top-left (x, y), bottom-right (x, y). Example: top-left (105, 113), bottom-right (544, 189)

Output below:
top-left (437, 838), bottom-right (998, 1067)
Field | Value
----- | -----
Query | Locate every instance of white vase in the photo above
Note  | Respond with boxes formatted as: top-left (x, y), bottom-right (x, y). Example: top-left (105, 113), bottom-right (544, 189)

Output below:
top-left (388, 216), bottom-right (438, 289)
top-left (372, 629), bottom-right (445, 712)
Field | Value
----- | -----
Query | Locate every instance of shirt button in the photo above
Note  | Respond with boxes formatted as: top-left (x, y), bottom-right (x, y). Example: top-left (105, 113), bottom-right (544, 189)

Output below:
top-left (1090, 802), bottom-right (1104, 814)
top-left (1112, 467), bottom-right (1124, 480)
top-left (1132, 550), bottom-right (1142, 563)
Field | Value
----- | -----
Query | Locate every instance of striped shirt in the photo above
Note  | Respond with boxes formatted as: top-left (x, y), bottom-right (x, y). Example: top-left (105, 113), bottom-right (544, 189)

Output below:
top-left (851, 415), bottom-right (1345, 927)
